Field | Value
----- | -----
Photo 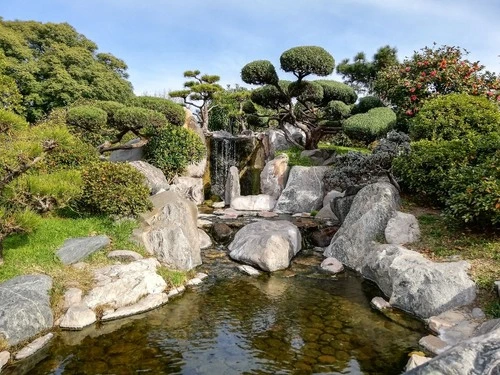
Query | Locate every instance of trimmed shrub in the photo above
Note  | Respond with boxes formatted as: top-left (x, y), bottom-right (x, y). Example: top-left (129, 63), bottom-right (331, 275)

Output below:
top-left (316, 80), bottom-right (358, 105)
top-left (79, 162), bottom-right (152, 216)
top-left (325, 100), bottom-right (352, 120)
top-left (40, 136), bottom-right (99, 172)
top-left (114, 106), bottom-right (167, 134)
top-left (251, 84), bottom-right (289, 110)
top-left (66, 105), bottom-right (108, 145)
top-left (410, 93), bottom-right (500, 141)
top-left (343, 107), bottom-right (396, 143)
top-left (91, 100), bottom-right (126, 128)
top-left (289, 80), bottom-right (324, 103)
top-left (280, 46), bottom-right (335, 78)
top-left (241, 60), bottom-right (279, 85)
top-left (0, 109), bottom-right (28, 134)
top-left (130, 96), bottom-right (185, 126)
top-left (352, 96), bottom-right (384, 114)
top-left (144, 125), bottom-right (206, 180)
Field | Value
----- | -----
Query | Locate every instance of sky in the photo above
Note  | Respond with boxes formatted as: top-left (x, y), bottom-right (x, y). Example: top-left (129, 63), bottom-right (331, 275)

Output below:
top-left (3, 0), bottom-right (500, 95)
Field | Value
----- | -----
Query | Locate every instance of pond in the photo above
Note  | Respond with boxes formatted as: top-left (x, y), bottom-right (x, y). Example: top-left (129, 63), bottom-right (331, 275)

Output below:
top-left (7, 252), bottom-right (424, 375)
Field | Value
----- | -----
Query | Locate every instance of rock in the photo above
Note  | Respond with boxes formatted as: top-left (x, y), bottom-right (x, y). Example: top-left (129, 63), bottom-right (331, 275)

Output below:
top-left (325, 183), bottom-right (400, 271)
top-left (266, 124), bottom-right (305, 158)
top-left (385, 211), bottom-right (421, 244)
top-left (137, 191), bottom-right (202, 270)
top-left (274, 166), bottom-right (330, 213)
top-left (315, 205), bottom-right (338, 221)
top-left (371, 296), bottom-right (391, 310)
top-left (167, 286), bottom-right (186, 298)
top-left (72, 262), bottom-right (87, 270)
top-left (311, 227), bottom-right (338, 247)
top-left (0, 275), bottom-right (53, 346)
top-left (407, 323), bottom-right (500, 374)
top-left (474, 318), bottom-right (500, 336)
top-left (107, 250), bottom-right (143, 262)
top-left (238, 265), bottom-right (261, 276)
top-left (63, 288), bottom-right (83, 310)
top-left (198, 229), bottom-right (212, 249)
top-left (197, 219), bottom-right (212, 228)
top-left (128, 161), bottom-right (169, 195)
top-left (300, 149), bottom-right (329, 165)
top-left (109, 138), bottom-right (143, 162)
top-left (0, 351), bottom-right (10, 371)
top-left (228, 220), bottom-right (302, 272)
top-left (225, 166), bottom-right (240, 205)
top-left (260, 154), bottom-right (290, 200)
top-left (405, 354), bottom-right (431, 372)
top-left (15, 333), bottom-right (53, 360)
top-left (471, 307), bottom-right (485, 319)
top-left (185, 156), bottom-right (207, 178)
top-left (230, 194), bottom-right (276, 211)
top-left (258, 211), bottom-right (279, 218)
top-left (427, 310), bottom-right (468, 334)
top-left (186, 278), bottom-right (203, 286)
top-left (56, 235), bottom-right (110, 265)
top-left (320, 257), bottom-right (344, 274)
top-left (83, 258), bottom-right (166, 309)
top-left (212, 223), bottom-right (233, 243)
top-left (419, 335), bottom-right (449, 355)
top-left (330, 195), bottom-right (355, 224)
top-left (196, 272), bottom-right (209, 280)
top-left (171, 176), bottom-right (204, 205)
top-left (364, 244), bottom-right (476, 318)
top-left (212, 201), bottom-right (225, 209)
top-left (60, 304), bottom-right (97, 330)
top-left (102, 293), bottom-right (169, 321)
top-left (323, 190), bottom-right (344, 208)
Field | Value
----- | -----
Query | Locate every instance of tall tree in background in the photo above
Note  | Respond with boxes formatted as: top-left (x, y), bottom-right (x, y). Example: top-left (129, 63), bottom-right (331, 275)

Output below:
top-left (170, 70), bottom-right (223, 132)
top-left (0, 19), bottom-right (134, 122)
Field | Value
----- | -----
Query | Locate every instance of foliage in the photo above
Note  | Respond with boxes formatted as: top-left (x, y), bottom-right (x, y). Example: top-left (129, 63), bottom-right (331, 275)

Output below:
top-left (324, 131), bottom-right (410, 191)
top-left (337, 45), bottom-right (398, 94)
top-left (66, 105), bottom-right (108, 145)
top-left (0, 52), bottom-right (23, 113)
top-left (281, 147), bottom-right (314, 167)
top-left (79, 162), bottom-right (152, 216)
top-left (0, 108), bottom-right (28, 134)
top-left (315, 80), bottom-right (358, 105)
top-left (410, 93), bottom-right (500, 141)
top-left (324, 100), bottom-right (352, 120)
top-left (241, 60), bottom-right (279, 85)
top-left (351, 96), bottom-right (385, 114)
top-left (91, 100), bottom-right (126, 128)
top-left (0, 19), bottom-right (134, 122)
top-left (157, 267), bottom-right (189, 288)
top-left (209, 85), bottom-right (253, 133)
top-left (144, 125), bottom-right (206, 180)
top-left (129, 96), bottom-right (185, 127)
top-left (343, 107), bottom-right (396, 143)
top-left (280, 46), bottom-right (335, 79)
top-left (114, 106), bottom-right (167, 135)
top-left (170, 70), bottom-right (223, 131)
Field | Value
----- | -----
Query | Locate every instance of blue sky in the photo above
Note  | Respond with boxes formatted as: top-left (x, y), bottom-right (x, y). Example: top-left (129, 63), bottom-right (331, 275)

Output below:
top-left (3, 0), bottom-right (500, 95)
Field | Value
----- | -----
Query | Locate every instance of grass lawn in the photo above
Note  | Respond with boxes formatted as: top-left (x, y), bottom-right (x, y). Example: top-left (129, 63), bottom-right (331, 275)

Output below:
top-left (318, 141), bottom-right (370, 154)
top-left (402, 197), bottom-right (500, 318)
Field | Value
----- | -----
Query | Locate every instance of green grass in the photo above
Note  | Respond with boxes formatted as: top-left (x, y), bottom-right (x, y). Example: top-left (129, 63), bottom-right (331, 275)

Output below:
top-left (157, 267), bottom-right (192, 288)
top-left (318, 141), bottom-right (370, 154)
top-left (280, 147), bottom-right (314, 166)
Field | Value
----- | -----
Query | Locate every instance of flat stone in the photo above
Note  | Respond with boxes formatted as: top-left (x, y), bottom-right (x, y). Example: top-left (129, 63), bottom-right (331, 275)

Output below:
top-left (258, 211), bottom-right (279, 218)
top-left (56, 235), bottom-right (110, 265)
top-left (0, 351), bottom-right (10, 371)
top-left (60, 304), bottom-right (97, 330)
top-left (0, 275), bottom-right (53, 346)
top-left (212, 201), bottom-right (225, 208)
top-left (320, 257), bottom-right (344, 274)
top-left (238, 265), bottom-right (261, 276)
top-left (197, 219), bottom-right (213, 228)
top-left (102, 293), bottom-right (169, 321)
top-left (419, 335), bottom-right (449, 355)
top-left (405, 353), bottom-right (431, 372)
top-left (186, 278), bottom-right (203, 286)
top-left (107, 250), bottom-right (143, 262)
top-left (167, 286), bottom-right (186, 298)
top-left (427, 310), bottom-right (468, 334)
top-left (230, 194), bottom-right (276, 211)
top-left (371, 297), bottom-right (391, 310)
top-left (15, 333), bottom-right (53, 360)
top-left (198, 229), bottom-right (212, 249)
top-left (63, 288), bottom-right (83, 310)
top-left (195, 272), bottom-right (209, 280)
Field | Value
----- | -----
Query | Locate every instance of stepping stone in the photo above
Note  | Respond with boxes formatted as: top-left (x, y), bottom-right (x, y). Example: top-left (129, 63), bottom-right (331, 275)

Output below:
top-left (56, 235), bottom-right (110, 265)
top-left (419, 335), bottom-right (449, 355)
top-left (238, 265), bottom-right (261, 276)
top-left (15, 333), bottom-right (53, 360)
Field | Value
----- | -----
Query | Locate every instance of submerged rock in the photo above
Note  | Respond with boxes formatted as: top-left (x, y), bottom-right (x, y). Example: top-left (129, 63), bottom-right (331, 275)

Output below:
top-left (229, 220), bottom-right (302, 272)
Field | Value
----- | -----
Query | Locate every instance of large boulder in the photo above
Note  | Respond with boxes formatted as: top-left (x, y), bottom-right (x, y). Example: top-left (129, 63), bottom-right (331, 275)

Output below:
top-left (385, 211), bottom-right (421, 245)
top-left (228, 220), bottom-right (302, 272)
top-left (129, 161), bottom-right (169, 195)
top-left (171, 177), bottom-right (204, 205)
top-left (0, 275), bottom-right (53, 346)
top-left (225, 166), bottom-right (240, 205)
top-left (405, 319), bottom-right (500, 374)
top-left (109, 138), bottom-right (143, 162)
top-left (260, 154), bottom-right (290, 200)
top-left (230, 194), bottom-right (276, 211)
top-left (324, 182), bottom-right (400, 270)
top-left (135, 191), bottom-right (202, 270)
top-left (266, 123), bottom-right (305, 158)
top-left (56, 235), bottom-right (110, 265)
top-left (274, 166), bottom-right (330, 213)
top-left (364, 244), bottom-right (476, 318)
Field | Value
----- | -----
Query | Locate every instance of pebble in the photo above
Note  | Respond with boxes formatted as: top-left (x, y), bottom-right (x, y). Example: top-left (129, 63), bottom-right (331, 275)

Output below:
top-left (238, 265), bottom-right (261, 276)
top-left (0, 351), bottom-right (10, 371)
top-left (15, 333), bottom-right (53, 360)
top-left (371, 297), bottom-right (391, 311)
top-left (471, 307), bottom-right (485, 319)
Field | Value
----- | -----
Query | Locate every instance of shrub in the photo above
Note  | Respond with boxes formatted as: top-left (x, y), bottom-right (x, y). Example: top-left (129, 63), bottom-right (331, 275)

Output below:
top-left (241, 60), bottom-right (279, 85)
top-left (0, 109), bottom-right (28, 135)
top-left (316, 80), bottom-right (358, 105)
top-left (343, 107), bottom-right (396, 143)
top-left (352, 96), bottom-right (384, 114)
top-left (66, 105), bottom-right (108, 145)
top-left (91, 100), bottom-right (126, 128)
top-left (144, 125), bottom-right (206, 180)
top-left (410, 93), bottom-right (500, 141)
top-left (79, 162), bottom-right (152, 216)
top-left (40, 136), bottom-right (99, 172)
top-left (130, 96), bottom-right (185, 126)
top-left (325, 100), bottom-right (352, 120)
top-left (280, 46), bottom-right (335, 78)
top-left (114, 106), bottom-right (167, 135)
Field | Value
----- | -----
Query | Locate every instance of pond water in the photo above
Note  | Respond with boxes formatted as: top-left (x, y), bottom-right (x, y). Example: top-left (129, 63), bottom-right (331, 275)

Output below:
top-left (7, 252), bottom-right (424, 375)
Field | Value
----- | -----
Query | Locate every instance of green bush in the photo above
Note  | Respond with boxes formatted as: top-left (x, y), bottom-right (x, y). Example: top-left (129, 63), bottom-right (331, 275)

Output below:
top-left (410, 93), bottom-right (500, 141)
top-left (40, 136), bottom-right (99, 172)
top-left (66, 105), bottom-right (108, 145)
top-left (91, 100), bottom-right (126, 128)
top-left (79, 162), bottom-right (152, 216)
top-left (144, 125), bottom-right (206, 180)
top-left (114, 106), bottom-right (167, 134)
top-left (130, 96), bottom-right (185, 126)
top-left (352, 96), bottom-right (384, 114)
top-left (280, 46), bottom-right (335, 78)
top-left (0, 109), bottom-right (28, 134)
top-left (343, 107), bottom-right (396, 143)
top-left (316, 80), bottom-right (358, 105)
top-left (241, 60), bottom-right (279, 85)
top-left (325, 100), bottom-right (352, 120)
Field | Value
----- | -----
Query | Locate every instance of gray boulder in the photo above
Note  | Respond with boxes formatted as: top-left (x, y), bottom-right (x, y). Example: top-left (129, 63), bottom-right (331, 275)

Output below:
top-left (323, 190), bottom-right (344, 207)
top-left (0, 275), bottom-right (53, 346)
top-left (260, 154), bottom-right (289, 200)
top-left (324, 183), bottom-right (400, 270)
top-left (137, 191), bottom-right (202, 270)
top-left (129, 161), bottom-right (169, 195)
top-left (230, 194), bottom-right (276, 211)
top-left (229, 220), bottom-right (302, 272)
top-left (405, 319), bottom-right (500, 374)
top-left (198, 229), bottom-right (212, 249)
top-left (330, 195), bottom-right (355, 224)
top-left (225, 166), bottom-right (240, 205)
top-left (274, 166), bottom-right (330, 213)
top-left (171, 177), bottom-right (204, 205)
top-left (300, 149), bottom-right (330, 165)
top-left (56, 235), bottom-right (110, 265)
top-left (266, 123), bottom-right (305, 158)
top-left (109, 138), bottom-right (143, 162)
top-left (385, 211), bottom-right (421, 244)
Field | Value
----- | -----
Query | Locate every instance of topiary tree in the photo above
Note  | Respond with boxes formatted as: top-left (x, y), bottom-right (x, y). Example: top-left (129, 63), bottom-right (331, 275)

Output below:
top-left (343, 107), bottom-right (396, 143)
top-left (66, 105), bottom-right (108, 146)
top-left (129, 96), bottom-right (185, 127)
top-left (170, 71), bottom-right (223, 132)
top-left (241, 46), bottom-right (358, 149)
